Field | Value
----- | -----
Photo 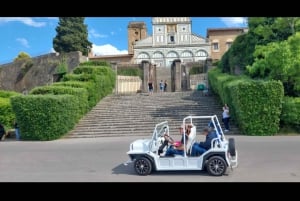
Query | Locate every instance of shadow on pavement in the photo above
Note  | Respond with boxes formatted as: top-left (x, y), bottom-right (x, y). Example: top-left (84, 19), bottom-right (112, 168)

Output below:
top-left (112, 162), bottom-right (226, 177)
top-left (112, 163), bottom-right (137, 175)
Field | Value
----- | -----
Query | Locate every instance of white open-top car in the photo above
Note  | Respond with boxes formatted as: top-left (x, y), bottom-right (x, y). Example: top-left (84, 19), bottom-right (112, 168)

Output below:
top-left (124, 115), bottom-right (238, 176)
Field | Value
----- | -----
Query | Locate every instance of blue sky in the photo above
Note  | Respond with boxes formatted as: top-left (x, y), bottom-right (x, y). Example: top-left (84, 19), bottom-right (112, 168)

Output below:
top-left (0, 17), bottom-right (247, 64)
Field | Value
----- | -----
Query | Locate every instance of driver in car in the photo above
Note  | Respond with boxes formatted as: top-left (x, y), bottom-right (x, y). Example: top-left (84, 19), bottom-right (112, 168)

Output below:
top-left (163, 124), bottom-right (191, 157)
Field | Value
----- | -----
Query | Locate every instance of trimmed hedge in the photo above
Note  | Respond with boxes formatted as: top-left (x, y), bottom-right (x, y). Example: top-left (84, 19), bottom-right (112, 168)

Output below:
top-left (0, 98), bottom-right (16, 128)
top-left (73, 66), bottom-right (117, 84)
top-left (79, 60), bottom-right (110, 67)
top-left (8, 63), bottom-right (116, 141)
top-left (231, 80), bottom-right (283, 135)
top-left (67, 65), bottom-right (116, 106)
top-left (208, 67), bottom-right (284, 135)
top-left (11, 94), bottom-right (78, 140)
top-left (53, 81), bottom-right (96, 109)
top-left (61, 74), bottom-right (106, 108)
top-left (0, 90), bottom-right (21, 128)
top-left (72, 65), bottom-right (116, 90)
top-left (30, 85), bottom-right (88, 117)
top-left (281, 97), bottom-right (300, 129)
top-left (116, 67), bottom-right (143, 79)
top-left (0, 90), bottom-right (20, 98)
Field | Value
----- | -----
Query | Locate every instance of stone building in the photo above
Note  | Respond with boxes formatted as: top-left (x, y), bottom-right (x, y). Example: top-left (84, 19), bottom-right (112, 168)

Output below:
top-left (206, 27), bottom-right (248, 61)
top-left (128, 22), bottom-right (148, 55)
top-left (133, 17), bottom-right (210, 67)
top-left (89, 18), bottom-right (248, 65)
top-left (88, 18), bottom-right (248, 93)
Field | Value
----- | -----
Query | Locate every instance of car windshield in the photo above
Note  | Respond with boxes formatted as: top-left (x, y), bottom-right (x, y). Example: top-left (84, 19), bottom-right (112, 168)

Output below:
top-left (152, 121), bottom-right (168, 141)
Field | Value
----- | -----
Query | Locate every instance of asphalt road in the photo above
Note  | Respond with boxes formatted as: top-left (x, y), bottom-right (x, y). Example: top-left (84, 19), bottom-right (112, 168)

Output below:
top-left (0, 135), bottom-right (299, 182)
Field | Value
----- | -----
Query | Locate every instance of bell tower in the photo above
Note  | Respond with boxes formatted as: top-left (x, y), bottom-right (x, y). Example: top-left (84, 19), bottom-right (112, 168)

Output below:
top-left (127, 22), bottom-right (147, 55)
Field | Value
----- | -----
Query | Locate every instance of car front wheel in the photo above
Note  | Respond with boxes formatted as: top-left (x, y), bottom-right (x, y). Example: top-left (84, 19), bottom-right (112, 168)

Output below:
top-left (206, 156), bottom-right (227, 176)
top-left (134, 157), bottom-right (152, 176)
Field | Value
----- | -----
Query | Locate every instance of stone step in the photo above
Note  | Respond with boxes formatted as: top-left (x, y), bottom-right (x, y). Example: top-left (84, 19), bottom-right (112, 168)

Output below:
top-left (66, 128), bottom-right (239, 138)
top-left (64, 90), bottom-right (239, 139)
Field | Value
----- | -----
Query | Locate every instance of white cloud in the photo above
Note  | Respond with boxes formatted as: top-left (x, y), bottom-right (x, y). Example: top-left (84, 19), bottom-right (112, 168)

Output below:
top-left (89, 28), bottom-right (107, 38)
top-left (220, 17), bottom-right (247, 27)
top-left (0, 17), bottom-right (46, 27)
top-left (110, 31), bottom-right (115, 35)
top-left (92, 44), bottom-right (128, 56)
top-left (46, 17), bottom-right (58, 20)
top-left (50, 48), bottom-right (56, 53)
top-left (16, 38), bottom-right (30, 48)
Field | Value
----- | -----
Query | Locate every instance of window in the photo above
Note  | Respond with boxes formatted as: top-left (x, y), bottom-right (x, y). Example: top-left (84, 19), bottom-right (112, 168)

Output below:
top-left (168, 34), bottom-right (175, 44)
top-left (213, 42), bottom-right (219, 51)
top-left (226, 42), bottom-right (232, 50)
top-left (167, 24), bottom-right (176, 33)
top-left (170, 36), bottom-right (174, 42)
top-left (135, 31), bottom-right (139, 35)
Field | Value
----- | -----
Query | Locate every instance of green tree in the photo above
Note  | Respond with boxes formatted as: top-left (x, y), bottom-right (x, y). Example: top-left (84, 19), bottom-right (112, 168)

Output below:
top-left (53, 17), bottom-right (92, 56)
top-left (248, 17), bottom-right (300, 44)
top-left (246, 32), bottom-right (300, 96)
top-left (219, 17), bottom-right (300, 74)
top-left (219, 32), bottom-right (257, 73)
top-left (14, 52), bottom-right (31, 62)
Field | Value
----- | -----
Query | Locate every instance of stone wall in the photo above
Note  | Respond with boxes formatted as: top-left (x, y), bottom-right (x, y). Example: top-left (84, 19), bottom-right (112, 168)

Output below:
top-left (0, 51), bottom-right (87, 92)
top-left (190, 73), bottom-right (208, 90)
top-left (116, 75), bottom-right (142, 94)
top-left (208, 29), bottom-right (246, 61)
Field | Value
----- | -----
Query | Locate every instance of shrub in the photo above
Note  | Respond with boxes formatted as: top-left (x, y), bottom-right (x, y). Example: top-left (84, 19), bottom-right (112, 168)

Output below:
top-left (0, 98), bottom-right (16, 128)
top-left (11, 94), bottom-right (78, 140)
top-left (53, 81), bottom-right (96, 109)
top-left (281, 97), bottom-right (300, 130)
top-left (79, 60), bottom-right (110, 67)
top-left (208, 68), bottom-right (284, 135)
top-left (30, 85), bottom-right (88, 117)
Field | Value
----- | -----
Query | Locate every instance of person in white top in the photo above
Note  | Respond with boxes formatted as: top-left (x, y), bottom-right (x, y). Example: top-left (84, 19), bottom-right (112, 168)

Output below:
top-left (222, 104), bottom-right (230, 132)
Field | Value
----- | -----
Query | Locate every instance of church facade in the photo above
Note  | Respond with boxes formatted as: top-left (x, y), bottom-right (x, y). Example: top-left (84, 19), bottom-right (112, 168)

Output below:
top-left (90, 17), bottom-right (247, 67)
top-left (130, 17), bottom-right (211, 67)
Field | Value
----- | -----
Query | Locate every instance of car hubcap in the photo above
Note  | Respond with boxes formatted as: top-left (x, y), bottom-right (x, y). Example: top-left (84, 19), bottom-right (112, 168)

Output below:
top-left (136, 159), bottom-right (149, 174)
top-left (209, 159), bottom-right (225, 174)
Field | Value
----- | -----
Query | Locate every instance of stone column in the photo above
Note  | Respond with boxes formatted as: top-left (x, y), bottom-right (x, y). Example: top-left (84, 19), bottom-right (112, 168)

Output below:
top-left (110, 62), bottom-right (118, 94)
top-left (174, 60), bottom-right (182, 92)
top-left (205, 58), bottom-right (212, 89)
top-left (142, 61), bottom-right (150, 92)
top-left (152, 64), bottom-right (157, 92)
top-left (206, 57), bottom-right (212, 71)
top-left (185, 65), bottom-right (190, 90)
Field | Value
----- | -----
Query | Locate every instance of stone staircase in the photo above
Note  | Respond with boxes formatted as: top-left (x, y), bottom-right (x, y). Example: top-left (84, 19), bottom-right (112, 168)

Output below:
top-left (156, 67), bottom-right (171, 92)
top-left (64, 91), bottom-right (239, 138)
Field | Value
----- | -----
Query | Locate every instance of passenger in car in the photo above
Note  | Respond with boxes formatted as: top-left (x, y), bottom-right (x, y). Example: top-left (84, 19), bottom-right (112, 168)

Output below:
top-left (191, 127), bottom-right (218, 156)
top-left (164, 124), bottom-right (192, 157)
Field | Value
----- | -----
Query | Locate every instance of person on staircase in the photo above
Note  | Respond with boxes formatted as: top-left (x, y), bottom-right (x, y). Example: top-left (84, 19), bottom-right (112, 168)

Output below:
top-left (148, 81), bottom-right (153, 95)
top-left (164, 80), bottom-right (168, 92)
top-left (222, 104), bottom-right (230, 132)
top-left (159, 80), bottom-right (164, 94)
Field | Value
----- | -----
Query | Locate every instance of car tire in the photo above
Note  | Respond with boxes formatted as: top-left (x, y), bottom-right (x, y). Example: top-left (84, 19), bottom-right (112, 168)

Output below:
top-left (134, 157), bottom-right (152, 176)
top-left (206, 156), bottom-right (227, 176)
top-left (228, 138), bottom-right (236, 156)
